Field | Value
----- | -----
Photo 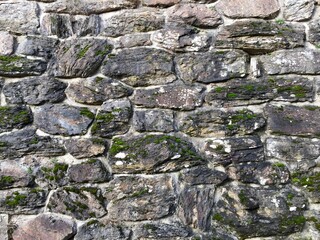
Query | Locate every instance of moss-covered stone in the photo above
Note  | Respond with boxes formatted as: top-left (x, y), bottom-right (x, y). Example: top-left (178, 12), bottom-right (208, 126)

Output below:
top-left (0, 105), bottom-right (32, 133)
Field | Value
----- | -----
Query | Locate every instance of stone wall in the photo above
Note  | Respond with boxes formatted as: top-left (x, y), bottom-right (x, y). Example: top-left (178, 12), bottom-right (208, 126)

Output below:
top-left (0, 0), bottom-right (320, 239)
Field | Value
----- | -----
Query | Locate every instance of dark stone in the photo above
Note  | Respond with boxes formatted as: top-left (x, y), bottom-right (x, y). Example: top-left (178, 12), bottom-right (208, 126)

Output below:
top-left (309, 19), bottom-right (320, 47)
top-left (34, 104), bottom-right (95, 136)
top-left (64, 138), bottom-right (107, 159)
top-left (3, 77), bottom-right (67, 105)
top-left (102, 48), bottom-right (175, 87)
top-left (108, 134), bottom-right (205, 174)
top-left (0, 105), bottom-right (32, 133)
top-left (291, 171), bottom-right (320, 203)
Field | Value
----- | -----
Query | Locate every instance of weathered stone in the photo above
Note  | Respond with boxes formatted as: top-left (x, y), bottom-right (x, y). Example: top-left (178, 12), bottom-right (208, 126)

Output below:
top-left (177, 108), bottom-right (265, 137)
top-left (259, 49), bottom-right (320, 75)
top-left (175, 50), bottom-right (249, 83)
top-left (133, 109), bottom-right (174, 133)
top-left (132, 83), bottom-right (204, 110)
top-left (168, 4), bottom-right (222, 28)
top-left (64, 138), bottom-right (107, 159)
top-left (104, 175), bottom-right (176, 221)
top-left (308, 19), bottom-right (320, 47)
top-left (143, 0), bottom-right (179, 7)
top-left (108, 134), bottom-right (204, 174)
top-left (284, 0), bottom-right (315, 21)
top-left (291, 171), bottom-right (320, 203)
top-left (45, 0), bottom-right (138, 15)
top-left (216, 0), bottom-right (280, 19)
top-left (0, 161), bottom-right (33, 189)
top-left (52, 39), bottom-right (112, 78)
top-left (212, 184), bottom-right (307, 238)
top-left (29, 0), bottom-right (56, 2)
top-left (178, 187), bottom-right (215, 230)
top-left (16, 36), bottom-right (59, 60)
top-left (12, 213), bottom-right (76, 240)
top-left (73, 15), bottom-right (100, 37)
top-left (266, 105), bottom-right (320, 136)
top-left (68, 159), bottom-right (111, 183)
top-left (100, 9), bottom-right (165, 37)
top-left (204, 136), bottom-right (264, 166)
top-left (0, 188), bottom-right (47, 214)
top-left (102, 48), bottom-right (175, 87)
top-left (0, 128), bottom-right (65, 160)
top-left (0, 32), bottom-right (14, 56)
top-left (3, 77), bottom-right (66, 105)
top-left (34, 104), bottom-right (94, 136)
top-left (205, 76), bottom-right (314, 106)
top-left (66, 76), bottom-right (132, 105)
top-left (0, 2), bottom-right (39, 34)
top-left (0, 55), bottom-right (47, 77)
top-left (215, 20), bottom-right (305, 54)
top-left (75, 221), bottom-right (131, 240)
top-left (116, 33), bottom-right (152, 49)
top-left (48, 187), bottom-right (107, 220)
top-left (0, 105), bottom-right (32, 133)
top-left (37, 161), bottom-right (69, 189)
top-left (91, 99), bottom-right (132, 138)
top-left (179, 166), bottom-right (228, 186)
top-left (0, 214), bottom-right (7, 240)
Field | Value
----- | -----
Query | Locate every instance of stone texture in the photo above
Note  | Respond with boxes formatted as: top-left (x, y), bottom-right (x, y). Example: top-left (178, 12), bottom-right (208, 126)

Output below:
top-left (0, 32), bottom-right (14, 56)
top-left (37, 161), bottom-right (69, 189)
top-left (108, 134), bottom-right (204, 174)
top-left (0, 2), bottom-right (39, 34)
top-left (3, 77), bottom-right (66, 105)
top-left (52, 39), bottom-right (112, 78)
top-left (0, 214), bottom-right (8, 240)
top-left (204, 136), bottom-right (265, 166)
top-left (215, 20), bottom-right (305, 54)
top-left (308, 19), bottom-right (320, 47)
top-left (12, 213), bottom-right (76, 240)
top-left (48, 187), bottom-right (107, 220)
top-left (291, 171), bottom-right (320, 203)
top-left (0, 161), bottom-right (33, 189)
top-left (66, 76), bottom-right (132, 105)
top-left (116, 33), bottom-right (152, 49)
top-left (175, 50), bottom-right (249, 83)
top-left (259, 49), bottom-right (320, 75)
top-left (100, 9), bottom-right (165, 37)
top-left (102, 48), bottom-right (175, 87)
top-left (216, 0), bottom-right (280, 19)
top-left (132, 83), bottom-right (204, 110)
top-left (91, 99), bottom-right (132, 138)
top-left (64, 138), bottom-right (107, 159)
top-left (284, 0), bottom-right (315, 21)
top-left (266, 105), bottom-right (320, 136)
top-left (0, 105), bottom-right (32, 133)
top-left (104, 175), bottom-right (176, 221)
top-left (133, 109), bottom-right (174, 133)
top-left (0, 56), bottom-right (46, 77)
top-left (143, 0), bottom-right (179, 7)
top-left (34, 104), bottom-right (94, 136)
top-left (177, 108), bottom-right (266, 137)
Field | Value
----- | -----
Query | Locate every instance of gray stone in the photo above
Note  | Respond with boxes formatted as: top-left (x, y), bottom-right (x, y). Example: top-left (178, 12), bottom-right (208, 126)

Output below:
top-left (68, 159), bottom-right (111, 183)
top-left (66, 76), bottom-right (132, 105)
top-left (108, 134), bottom-right (204, 174)
top-left (0, 32), bottom-right (14, 56)
top-left (259, 49), bottom-right (320, 75)
top-left (37, 161), bottom-right (69, 189)
top-left (100, 8), bottom-right (165, 37)
top-left (52, 39), bottom-right (112, 78)
top-left (64, 138), bottom-right (107, 159)
top-left (34, 104), bottom-right (94, 136)
top-left (175, 50), bottom-right (249, 83)
top-left (143, 0), bottom-right (179, 7)
top-left (104, 175), bottom-right (176, 221)
top-left (216, 0), bottom-right (280, 19)
top-left (284, 0), bottom-right (315, 21)
top-left (91, 99), bottom-right (132, 138)
top-left (0, 128), bottom-right (66, 160)
top-left (116, 33), bottom-right (152, 49)
top-left (204, 136), bottom-right (265, 166)
top-left (291, 171), bottom-right (320, 203)
top-left (265, 105), bottom-right (320, 136)
top-left (45, 0), bottom-right (139, 15)
top-left (132, 83), bottom-right (204, 110)
top-left (133, 109), bottom-right (174, 133)
top-left (0, 2), bottom-right (39, 34)
top-left (0, 161), bottom-right (33, 189)
top-left (12, 213), bottom-right (76, 240)
top-left (215, 20), bottom-right (305, 54)
top-left (0, 55), bottom-right (47, 77)
top-left (0, 215), bottom-right (7, 240)
top-left (308, 19), bottom-right (320, 47)
top-left (48, 186), bottom-right (107, 220)
top-left (3, 77), bottom-right (66, 105)
top-left (102, 48), bottom-right (175, 87)
top-left (0, 105), bottom-right (32, 133)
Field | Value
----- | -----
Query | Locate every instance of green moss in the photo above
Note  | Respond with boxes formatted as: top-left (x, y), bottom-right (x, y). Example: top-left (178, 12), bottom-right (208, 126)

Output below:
top-left (287, 193), bottom-right (294, 201)
top-left (0, 176), bottom-right (14, 186)
top-left (30, 137), bottom-right (39, 145)
top-left (304, 106), bottom-right (320, 111)
top-left (214, 87), bottom-right (226, 93)
top-left (291, 172), bottom-right (320, 192)
top-left (213, 213), bottom-right (223, 221)
top-left (80, 107), bottom-right (95, 119)
top-left (0, 55), bottom-right (23, 62)
top-left (41, 162), bottom-right (68, 182)
top-left (12, 110), bottom-right (30, 124)
top-left (86, 159), bottom-right (98, 164)
top-left (96, 112), bottom-right (115, 122)
top-left (110, 138), bottom-right (129, 155)
top-left (238, 190), bottom-right (248, 205)
top-left (227, 93), bottom-right (237, 99)
top-left (0, 141), bottom-right (7, 147)
top-left (5, 192), bottom-right (27, 207)
top-left (95, 45), bottom-right (112, 57)
top-left (277, 85), bottom-right (308, 98)
top-left (214, 144), bottom-right (226, 153)
top-left (130, 187), bottom-right (149, 198)
top-left (275, 19), bottom-right (285, 25)
top-left (230, 110), bottom-right (257, 123)
top-left (280, 215), bottom-right (306, 229)
top-left (273, 162), bottom-right (286, 168)
top-left (77, 44), bottom-right (91, 58)
top-left (242, 84), bottom-right (255, 92)
top-left (143, 224), bottom-right (157, 231)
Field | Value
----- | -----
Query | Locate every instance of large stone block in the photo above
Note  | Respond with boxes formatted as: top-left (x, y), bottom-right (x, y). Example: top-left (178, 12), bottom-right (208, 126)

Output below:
top-left (0, 105), bottom-right (32, 133)
top-left (283, 0), bottom-right (315, 21)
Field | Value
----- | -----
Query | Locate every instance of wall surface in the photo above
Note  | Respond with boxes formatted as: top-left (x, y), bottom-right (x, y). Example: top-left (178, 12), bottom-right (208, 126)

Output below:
top-left (0, 0), bottom-right (320, 239)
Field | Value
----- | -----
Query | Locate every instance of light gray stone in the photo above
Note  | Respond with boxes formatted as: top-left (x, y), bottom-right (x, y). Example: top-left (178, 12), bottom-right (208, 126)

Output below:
top-left (284, 0), bottom-right (315, 21)
top-left (0, 32), bottom-right (14, 56)
top-left (64, 138), bottom-right (107, 159)
top-left (0, 161), bottom-right (33, 189)
top-left (0, 215), bottom-right (7, 240)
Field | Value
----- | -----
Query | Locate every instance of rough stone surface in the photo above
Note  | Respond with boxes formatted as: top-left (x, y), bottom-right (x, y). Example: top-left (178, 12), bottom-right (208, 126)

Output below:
top-left (116, 33), bottom-right (152, 49)
top-left (143, 0), bottom-right (179, 7)
top-left (216, 0), bottom-right (280, 19)
top-left (12, 214), bottom-right (76, 240)
top-left (3, 77), bottom-right (66, 105)
top-left (308, 19), bottom-right (320, 47)
top-left (0, 161), bottom-right (33, 189)
top-left (175, 50), bottom-right (249, 83)
top-left (283, 0), bottom-right (315, 21)
top-left (0, 105), bottom-right (32, 133)
top-left (37, 161), bottom-right (69, 189)
top-left (0, 215), bottom-right (8, 240)
top-left (0, 32), bottom-right (14, 56)
top-left (64, 138), bottom-right (107, 159)
top-left (108, 134), bottom-right (204, 173)
top-left (102, 48), bottom-right (175, 87)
